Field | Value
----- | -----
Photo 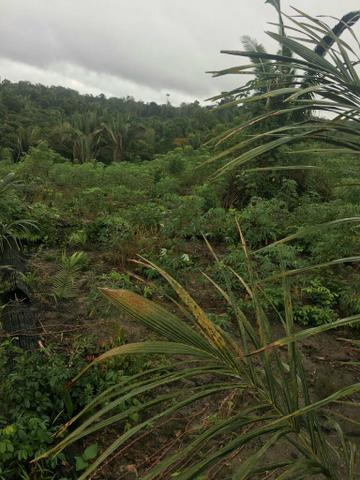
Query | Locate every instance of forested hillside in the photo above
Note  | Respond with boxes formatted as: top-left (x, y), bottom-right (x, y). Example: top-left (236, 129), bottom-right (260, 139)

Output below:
top-left (1, 3), bottom-right (360, 480)
top-left (0, 80), bottom-right (237, 163)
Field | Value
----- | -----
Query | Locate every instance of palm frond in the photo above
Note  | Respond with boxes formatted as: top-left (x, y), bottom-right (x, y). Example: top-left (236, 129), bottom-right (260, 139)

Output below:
top-left (51, 251), bottom-right (87, 301)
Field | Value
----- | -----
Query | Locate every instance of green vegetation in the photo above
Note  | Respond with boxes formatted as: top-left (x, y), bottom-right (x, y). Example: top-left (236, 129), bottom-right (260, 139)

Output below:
top-left (0, 336), bottom-right (147, 479)
top-left (1, 2), bottom-right (360, 479)
top-left (0, 81), bottom-right (236, 164)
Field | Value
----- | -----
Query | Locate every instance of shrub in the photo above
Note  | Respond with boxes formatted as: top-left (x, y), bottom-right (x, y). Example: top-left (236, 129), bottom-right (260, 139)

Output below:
top-left (202, 207), bottom-right (238, 243)
top-left (74, 187), bottom-right (107, 217)
top-left (153, 176), bottom-right (182, 197)
top-left (18, 143), bottom-right (63, 182)
top-left (162, 194), bottom-right (205, 238)
top-left (106, 185), bottom-right (146, 207)
top-left (294, 304), bottom-right (338, 326)
top-left (29, 203), bottom-right (61, 245)
top-left (294, 279), bottom-right (339, 326)
top-left (0, 335), bottom-right (144, 479)
top-left (85, 216), bottom-right (132, 246)
top-left (123, 202), bottom-right (165, 231)
top-left (239, 197), bottom-right (293, 248)
top-left (293, 200), bottom-right (360, 262)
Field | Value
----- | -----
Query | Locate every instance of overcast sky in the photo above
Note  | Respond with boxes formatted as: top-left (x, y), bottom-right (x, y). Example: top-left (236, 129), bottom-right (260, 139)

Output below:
top-left (0, 0), bottom-right (359, 104)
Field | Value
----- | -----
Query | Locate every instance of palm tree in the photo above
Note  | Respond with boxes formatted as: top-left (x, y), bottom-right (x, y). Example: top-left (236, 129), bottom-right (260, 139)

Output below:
top-left (207, 5), bottom-right (360, 176)
top-left (69, 112), bottom-right (103, 163)
top-left (241, 36), bottom-right (274, 96)
top-left (101, 114), bottom-right (130, 163)
top-left (15, 126), bottom-right (41, 161)
top-left (102, 114), bottom-right (147, 162)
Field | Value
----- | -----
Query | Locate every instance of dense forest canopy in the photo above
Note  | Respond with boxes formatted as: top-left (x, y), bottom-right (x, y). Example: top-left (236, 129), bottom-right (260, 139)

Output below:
top-left (0, 80), bottom-right (239, 163)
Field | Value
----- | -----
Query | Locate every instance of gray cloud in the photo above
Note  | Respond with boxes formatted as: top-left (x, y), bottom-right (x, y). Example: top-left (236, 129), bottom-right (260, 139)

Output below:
top-left (0, 0), bottom-right (359, 104)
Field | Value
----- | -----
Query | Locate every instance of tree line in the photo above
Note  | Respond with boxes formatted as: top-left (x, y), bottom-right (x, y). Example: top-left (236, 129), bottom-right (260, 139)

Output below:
top-left (0, 80), bottom-right (238, 164)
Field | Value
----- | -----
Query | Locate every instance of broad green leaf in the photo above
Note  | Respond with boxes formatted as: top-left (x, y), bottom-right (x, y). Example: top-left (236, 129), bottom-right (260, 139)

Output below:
top-left (83, 443), bottom-right (98, 461)
top-left (75, 456), bottom-right (88, 472)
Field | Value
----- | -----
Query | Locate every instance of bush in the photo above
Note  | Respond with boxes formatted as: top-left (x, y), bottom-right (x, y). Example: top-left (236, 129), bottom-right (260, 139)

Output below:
top-left (293, 200), bottom-right (360, 262)
top-left (239, 197), bottom-right (292, 248)
top-left (294, 279), bottom-right (339, 326)
top-left (106, 185), bottom-right (146, 207)
top-left (85, 216), bottom-right (132, 246)
top-left (202, 207), bottom-right (238, 243)
top-left (123, 202), bottom-right (165, 231)
top-left (74, 187), bottom-right (107, 217)
top-left (18, 143), bottom-right (64, 182)
top-left (294, 304), bottom-right (338, 326)
top-left (162, 194), bottom-right (205, 238)
top-left (29, 202), bottom-right (62, 245)
top-left (0, 336), bottom-right (145, 479)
